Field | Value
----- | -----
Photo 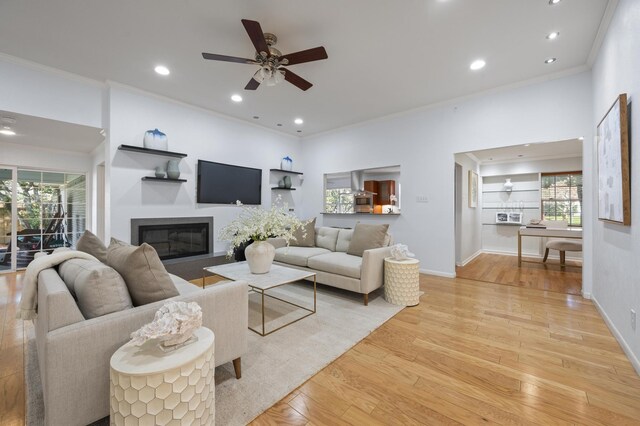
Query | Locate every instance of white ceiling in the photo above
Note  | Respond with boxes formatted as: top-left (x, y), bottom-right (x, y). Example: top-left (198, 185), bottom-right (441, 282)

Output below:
top-left (0, 110), bottom-right (104, 153)
top-left (465, 138), bottom-right (583, 164)
top-left (0, 0), bottom-right (610, 136)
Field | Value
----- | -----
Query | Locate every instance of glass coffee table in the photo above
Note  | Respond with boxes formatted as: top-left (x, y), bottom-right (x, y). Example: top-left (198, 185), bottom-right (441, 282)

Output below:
top-left (203, 262), bottom-right (317, 336)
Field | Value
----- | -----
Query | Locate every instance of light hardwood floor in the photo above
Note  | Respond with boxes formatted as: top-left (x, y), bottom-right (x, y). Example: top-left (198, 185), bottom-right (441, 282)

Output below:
top-left (456, 253), bottom-right (582, 295)
top-left (3, 270), bottom-right (640, 425)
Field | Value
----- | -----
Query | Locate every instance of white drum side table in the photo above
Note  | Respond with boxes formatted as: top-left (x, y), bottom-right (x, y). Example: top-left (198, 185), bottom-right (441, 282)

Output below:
top-left (384, 258), bottom-right (420, 306)
top-left (110, 327), bottom-right (215, 426)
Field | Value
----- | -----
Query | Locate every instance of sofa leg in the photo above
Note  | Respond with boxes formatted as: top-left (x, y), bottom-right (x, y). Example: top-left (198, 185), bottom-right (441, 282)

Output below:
top-left (363, 293), bottom-right (369, 306)
top-left (232, 357), bottom-right (242, 379)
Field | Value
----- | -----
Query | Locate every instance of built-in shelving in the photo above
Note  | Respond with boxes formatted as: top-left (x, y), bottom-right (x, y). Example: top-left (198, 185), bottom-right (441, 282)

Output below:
top-left (141, 177), bottom-right (187, 183)
top-left (271, 187), bottom-right (296, 191)
top-left (269, 168), bottom-right (303, 175)
top-left (482, 189), bottom-right (539, 194)
top-left (118, 144), bottom-right (188, 158)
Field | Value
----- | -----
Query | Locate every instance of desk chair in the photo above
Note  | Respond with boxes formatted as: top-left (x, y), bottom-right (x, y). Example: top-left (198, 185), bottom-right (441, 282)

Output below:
top-left (541, 220), bottom-right (582, 266)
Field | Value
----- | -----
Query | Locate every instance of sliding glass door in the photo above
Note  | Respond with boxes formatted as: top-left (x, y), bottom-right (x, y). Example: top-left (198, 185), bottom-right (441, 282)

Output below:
top-left (0, 168), bottom-right (87, 272)
top-left (0, 167), bottom-right (16, 272)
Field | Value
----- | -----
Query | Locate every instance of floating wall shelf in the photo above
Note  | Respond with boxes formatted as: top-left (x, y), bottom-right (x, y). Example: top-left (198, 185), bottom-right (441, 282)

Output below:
top-left (118, 144), bottom-right (188, 158)
top-left (271, 187), bottom-right (296, 191)
top-left (269, 169), bottom-right (304, 175)
top-left (142, 177), bottom-right (187, 183)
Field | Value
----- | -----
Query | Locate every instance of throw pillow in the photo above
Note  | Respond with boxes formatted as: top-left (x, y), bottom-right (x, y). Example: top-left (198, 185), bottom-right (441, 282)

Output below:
top-left (289, 218), bottom-right (316, 247)
top-left (107, 238), bottom-right (179, 306)
top-left (347, 223), bottom-right (390, 257)
top-left (58, 258), bottom-right (132, 319)
top-left (76, 230), bottom-right (108, 263)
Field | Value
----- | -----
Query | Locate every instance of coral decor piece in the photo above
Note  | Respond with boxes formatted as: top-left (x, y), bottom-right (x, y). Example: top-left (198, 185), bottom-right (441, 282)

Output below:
top-left (390, 244), bottom-right (415, 261)
top-left (130, 301), bottom-right (202, 347)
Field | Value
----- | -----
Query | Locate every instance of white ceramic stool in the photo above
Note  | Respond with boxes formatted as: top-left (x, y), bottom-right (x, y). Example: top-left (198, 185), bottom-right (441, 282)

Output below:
top-left (110, 327), bottom-right (215, 426)
top-left (384, 258), bottom-right (420, 306)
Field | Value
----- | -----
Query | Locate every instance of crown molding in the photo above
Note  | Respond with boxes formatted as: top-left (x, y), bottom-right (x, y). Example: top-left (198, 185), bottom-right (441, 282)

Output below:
top-left (587, 0), bottom-right (619, 66)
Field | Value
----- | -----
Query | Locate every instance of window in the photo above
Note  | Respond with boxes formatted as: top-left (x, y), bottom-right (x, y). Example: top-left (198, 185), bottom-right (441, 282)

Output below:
top-left (324, 188), bottom-right (354, 213)
top-left (541, 172), bottom-right (582, 227)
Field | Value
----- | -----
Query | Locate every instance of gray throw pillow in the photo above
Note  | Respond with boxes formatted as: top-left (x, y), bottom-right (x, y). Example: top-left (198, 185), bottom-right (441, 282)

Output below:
top-left (347, 223), bottom-right (390, 257)
top-left (76, 230), bottom-right (108, 263)
top-left (289, 218), bottom-right (316, 247)
top-left (107, 238), bottom-right (179, 306)
top-left (58, 258), bottom-right (132, 319)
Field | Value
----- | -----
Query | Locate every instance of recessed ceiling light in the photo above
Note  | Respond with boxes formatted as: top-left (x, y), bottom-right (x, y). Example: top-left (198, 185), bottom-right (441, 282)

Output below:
top-left (297, 130), bottom-right (302, 133)
top-left (0, 127), bottom-right (16, 136)
top-left (470, 59), bottom-right (486, 71)
top-left (154, 65), bottom-right (170, 76)
top-left (253, 116), bottom-right (259, 119)
top-left (546, 32), bottom-right (560, 40)
top-left (231, 94), bottom-right (243, 102)
top-left (294, 118), bottom-right (304, 125)
top-left (544, 57), bottom-right (557, 64)
top-left (524, 144), bottom-right (530, 147)
top-left (549, 0), bottom-right (562, 4)
top-left (277, 123), bottom-right (282, 127)
top-left (518, 154), bottom-right (524, 157)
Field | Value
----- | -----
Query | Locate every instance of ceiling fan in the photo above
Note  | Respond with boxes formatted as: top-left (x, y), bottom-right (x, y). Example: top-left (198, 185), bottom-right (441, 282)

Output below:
top-left (202, 19), bottom-right (328, 91)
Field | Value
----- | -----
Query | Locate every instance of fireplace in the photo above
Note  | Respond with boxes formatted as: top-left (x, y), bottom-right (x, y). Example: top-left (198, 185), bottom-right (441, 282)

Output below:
top-left (131, 217), bottom-right (214, 261)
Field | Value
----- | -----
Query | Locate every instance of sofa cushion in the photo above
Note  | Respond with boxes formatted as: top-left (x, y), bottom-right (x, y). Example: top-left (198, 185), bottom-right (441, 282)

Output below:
top-left (275, 246), bottom-right (331, 267)
top-left (76, 230), bottom-right (108, 263)
top-left (336, 229), bottom-right (354, 252)
top-left (315, 227), bottom-right (340, 251)
top-left (107, 238), bottom-right (179, 306)
top-left (307, 252), bottom-right (362, 279)
top-left (289, 217), bottom-right (316, 247)
top-left (347, 223), bottom-right (390, 257)
top-left (58, 258), bottom-right (132, 319)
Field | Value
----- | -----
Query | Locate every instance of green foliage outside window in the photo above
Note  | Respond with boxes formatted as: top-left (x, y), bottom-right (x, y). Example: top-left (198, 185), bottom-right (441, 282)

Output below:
top-left (541, 173), bottom-right (582, 226)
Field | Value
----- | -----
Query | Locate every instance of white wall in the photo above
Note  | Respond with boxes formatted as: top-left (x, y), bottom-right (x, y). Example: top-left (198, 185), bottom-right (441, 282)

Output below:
top-left (0, 140), bottom-right (92, 173)
top-left (302, 72), bottom-right (593, 277)
top-left (0, 55), bottom-right (103, 128)
top-left (591, 0), bottom-right (640, 372)
top-left (107, 85), bottom-right (302, 255)
top-left (454, 153), bottom-right (481, 265)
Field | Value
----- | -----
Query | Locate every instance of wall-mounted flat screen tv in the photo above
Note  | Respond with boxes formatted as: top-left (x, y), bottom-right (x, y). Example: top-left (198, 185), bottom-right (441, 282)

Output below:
top-left (197, 160), bottom-right (262, 205)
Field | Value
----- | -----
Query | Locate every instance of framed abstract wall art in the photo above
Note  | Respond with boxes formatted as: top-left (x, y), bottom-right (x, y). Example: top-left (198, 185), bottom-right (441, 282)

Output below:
top-left (597, 93), bottom-right (630, 225)
top-left (468, 170), bottom-right (478, 208)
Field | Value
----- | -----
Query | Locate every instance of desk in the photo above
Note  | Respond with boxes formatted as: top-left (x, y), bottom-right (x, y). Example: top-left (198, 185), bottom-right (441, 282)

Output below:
top-left (518, 227), bottom-right (582, 266)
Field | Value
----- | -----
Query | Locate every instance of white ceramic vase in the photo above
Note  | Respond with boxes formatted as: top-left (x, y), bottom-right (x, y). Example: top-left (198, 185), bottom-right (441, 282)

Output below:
top-left (244, 240), bottom-right (276, 274)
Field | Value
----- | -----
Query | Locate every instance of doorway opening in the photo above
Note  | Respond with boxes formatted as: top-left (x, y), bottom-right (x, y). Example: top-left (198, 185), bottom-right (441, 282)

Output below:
top-left (453, 138), bottom-right (584, 295)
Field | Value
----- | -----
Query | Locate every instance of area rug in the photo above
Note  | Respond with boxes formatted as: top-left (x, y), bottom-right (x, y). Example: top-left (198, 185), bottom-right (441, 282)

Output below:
top-left (25, 282), bottom-right (403, 425)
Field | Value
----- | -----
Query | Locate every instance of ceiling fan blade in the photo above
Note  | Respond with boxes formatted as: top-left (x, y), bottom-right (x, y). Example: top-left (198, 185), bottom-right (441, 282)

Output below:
top-left (245, 77), bottom-right (260, 90)
top-left (280, 47), bottom-right (328, 66)
top-left (241, 19), bottom-right (270, 57)
top-left (202, 52), bottom-right (256, 64)
top-left (282, 68), bottom-right (313, 91)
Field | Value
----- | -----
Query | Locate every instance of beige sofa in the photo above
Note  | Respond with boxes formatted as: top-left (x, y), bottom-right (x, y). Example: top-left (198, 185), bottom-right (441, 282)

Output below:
top-left (270, 227), bottom-right (392, 305)
top-left (34, 264), bottom-right (248, 426)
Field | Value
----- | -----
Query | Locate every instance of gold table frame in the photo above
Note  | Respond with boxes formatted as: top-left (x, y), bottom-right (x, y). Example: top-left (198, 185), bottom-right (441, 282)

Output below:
top-left (202, 263), bottom-right (317, 336)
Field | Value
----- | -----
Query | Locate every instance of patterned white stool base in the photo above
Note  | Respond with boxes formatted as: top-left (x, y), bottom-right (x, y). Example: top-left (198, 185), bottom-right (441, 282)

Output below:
top-left (384, 258), bottom-right (420, 306)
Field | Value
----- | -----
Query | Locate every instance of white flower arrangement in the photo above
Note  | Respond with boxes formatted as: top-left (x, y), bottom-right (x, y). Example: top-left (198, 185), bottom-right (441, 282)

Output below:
top-left (219, 197), bottom-right (305, 257)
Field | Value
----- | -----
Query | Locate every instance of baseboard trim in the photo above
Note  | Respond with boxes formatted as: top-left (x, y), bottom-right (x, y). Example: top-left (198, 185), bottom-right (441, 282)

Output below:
top-left (480, 249), bottom-right (581, 261)
top-left (420, 269), bottom-right (456, 278)
top-left (456, 250), bottom-right (483, 267)
top-left (591, 296), bottom-right (640, 376)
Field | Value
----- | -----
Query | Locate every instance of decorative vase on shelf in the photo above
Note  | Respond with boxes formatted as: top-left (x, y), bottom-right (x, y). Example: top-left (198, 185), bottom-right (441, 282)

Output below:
top-left (166, 159), bottom-right (180, 179)
top-left (244, 241), bottom-right (276, 274)
top-left (504, 178), bottom-right (514, 192)
top-left (155, 166), bottom-right (166, 178)
top-left (278, 179), bottom-right (285, 188)
top-left (280, 156), bottom-right (293, 171)
top-left (283, 175), bottom-right (292, 188)
top-left (143, 129), bottom-right (168, 151)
